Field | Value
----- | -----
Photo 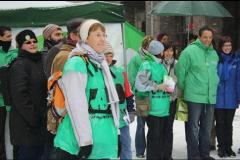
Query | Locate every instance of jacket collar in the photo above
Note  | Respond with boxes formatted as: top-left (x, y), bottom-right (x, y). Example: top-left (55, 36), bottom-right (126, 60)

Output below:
top-left (193, 38), bottom-right (214, 51)
top-left (144, 53), bottom-right (162, 63)
top-left (109, 59), bottom-right (117, 66)
top-left (60, 43), bottom-right (75, 52)
top-left (18, 49), bottom-right (42, 62)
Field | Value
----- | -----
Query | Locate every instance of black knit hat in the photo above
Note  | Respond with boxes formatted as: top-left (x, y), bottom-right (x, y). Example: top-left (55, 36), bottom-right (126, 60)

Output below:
top-left (66, 18), bottom-right (84, 34)
top-left (16, 29), bottom-right (37, 48)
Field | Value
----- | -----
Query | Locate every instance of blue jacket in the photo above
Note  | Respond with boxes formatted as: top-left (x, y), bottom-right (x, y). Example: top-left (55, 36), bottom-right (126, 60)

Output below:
top-left (216, 52), bottom-right (240, 109)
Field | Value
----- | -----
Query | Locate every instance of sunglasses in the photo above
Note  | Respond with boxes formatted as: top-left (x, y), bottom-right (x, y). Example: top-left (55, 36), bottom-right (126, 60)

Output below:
top-left (24, 40), bottom-right (37, 45)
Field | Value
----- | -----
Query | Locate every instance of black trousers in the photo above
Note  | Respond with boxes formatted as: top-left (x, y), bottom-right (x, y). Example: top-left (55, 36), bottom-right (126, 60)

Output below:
top-left (215, 108), bottom-right (236, 151)
top-left (164, 100), bottom-right (177, 160)
top-left (48, 147), bottom-right (77, 160)
top-left (42, 133), bottom-right (55, 160)
top-left (146, 115), bottom-right (169, 160)
top-left (0, 107), bottom-right (6, 160)
top-left (16, 145), bottom-right (44, 160)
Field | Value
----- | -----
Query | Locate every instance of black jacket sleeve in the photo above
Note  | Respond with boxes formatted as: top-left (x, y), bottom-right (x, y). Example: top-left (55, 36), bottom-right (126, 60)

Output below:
top-left (10, 60), bottom-right (39, 128)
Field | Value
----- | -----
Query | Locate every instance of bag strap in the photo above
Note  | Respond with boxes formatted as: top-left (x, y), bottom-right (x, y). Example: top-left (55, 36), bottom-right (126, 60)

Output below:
top-left (48, 71), bottom-right (62, 91)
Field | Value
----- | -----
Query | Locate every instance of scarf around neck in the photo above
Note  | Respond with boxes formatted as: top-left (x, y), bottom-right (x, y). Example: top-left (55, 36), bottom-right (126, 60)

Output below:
top-left (163, 57), bottom-right (174, 66)
top-left (70, 42), bottom-right (120, 129)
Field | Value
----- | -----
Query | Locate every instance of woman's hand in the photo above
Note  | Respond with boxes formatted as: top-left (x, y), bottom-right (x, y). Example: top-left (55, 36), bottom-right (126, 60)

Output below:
top-left (158, 83), bottom-right (168, 92)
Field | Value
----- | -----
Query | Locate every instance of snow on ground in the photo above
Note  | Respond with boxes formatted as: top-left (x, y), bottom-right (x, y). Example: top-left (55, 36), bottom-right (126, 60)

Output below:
top-left (130, 109), bottom-right (240, 159)
top-left (5, 108), bottom-right (240, 159)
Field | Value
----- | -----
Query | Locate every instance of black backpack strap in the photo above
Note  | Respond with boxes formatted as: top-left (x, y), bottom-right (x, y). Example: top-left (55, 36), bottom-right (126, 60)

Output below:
top-left (110, 69), bottom-right (116, 79)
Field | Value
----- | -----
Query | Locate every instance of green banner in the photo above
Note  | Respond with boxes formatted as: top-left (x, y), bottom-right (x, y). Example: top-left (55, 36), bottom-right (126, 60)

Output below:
top-left (124, 22), bottom-right (145, 52)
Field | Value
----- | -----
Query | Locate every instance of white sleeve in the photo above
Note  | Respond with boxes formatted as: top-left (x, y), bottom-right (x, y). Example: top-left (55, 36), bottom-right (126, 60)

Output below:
top-left (59, 71), bottom-right (93, 147)
top-left (135, 70), bottom-right (159, 92)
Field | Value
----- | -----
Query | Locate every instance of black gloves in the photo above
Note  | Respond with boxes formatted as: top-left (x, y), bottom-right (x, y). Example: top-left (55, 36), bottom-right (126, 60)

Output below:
top-left (118, 135), bottom-right (122, 158)
top-left (77, 145), bottom-right (93, 159)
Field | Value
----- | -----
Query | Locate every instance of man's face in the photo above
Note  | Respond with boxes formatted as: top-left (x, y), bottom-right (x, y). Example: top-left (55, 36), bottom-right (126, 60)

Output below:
top-left (0, 30), bottom-right (12, 42)
top-left (69, 31), bottom-right (80, 44)
top-left (50, 29), bottom-right (63, 42)
top-left (199, 30), bottom-right (213, 47)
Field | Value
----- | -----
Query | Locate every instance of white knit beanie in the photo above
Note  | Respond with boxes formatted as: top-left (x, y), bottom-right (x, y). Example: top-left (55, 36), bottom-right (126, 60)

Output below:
top-left (79, 19), bottom-right (103, 42)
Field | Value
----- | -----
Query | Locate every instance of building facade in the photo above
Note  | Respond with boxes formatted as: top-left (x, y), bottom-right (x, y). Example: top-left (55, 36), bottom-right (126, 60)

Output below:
top-left (122, 1), bottom-right (240, 51)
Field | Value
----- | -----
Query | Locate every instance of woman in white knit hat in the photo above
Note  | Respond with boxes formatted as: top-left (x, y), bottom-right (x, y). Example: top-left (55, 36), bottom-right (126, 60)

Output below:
top-left (52, 19), bottom-right (119, 160)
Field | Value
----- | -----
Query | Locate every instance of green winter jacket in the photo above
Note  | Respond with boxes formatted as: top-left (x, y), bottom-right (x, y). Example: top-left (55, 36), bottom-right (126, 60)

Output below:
top-left (0, 47), bottom-right (18, 109)
top-left (175, 39), bottom-right (219, 104)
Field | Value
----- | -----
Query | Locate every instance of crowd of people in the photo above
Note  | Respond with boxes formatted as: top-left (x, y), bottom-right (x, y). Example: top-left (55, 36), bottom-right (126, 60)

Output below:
top-left (0, 18), bottom-right (240, 160)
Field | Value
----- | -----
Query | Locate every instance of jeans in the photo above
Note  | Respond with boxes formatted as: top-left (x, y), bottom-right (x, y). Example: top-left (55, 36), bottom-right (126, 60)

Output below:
top-left (16, 145), bottom-right (44, 160)
top-left (120, 125), bottom-right (132, 160)
top-left (215, 108), bottom-right (236, 151)
top-left (135, 116), bottom-right (146, 156)
top-left (185, 102), bottom-right (214, 159)
top-left (0, 107), bottom-right (6, 160)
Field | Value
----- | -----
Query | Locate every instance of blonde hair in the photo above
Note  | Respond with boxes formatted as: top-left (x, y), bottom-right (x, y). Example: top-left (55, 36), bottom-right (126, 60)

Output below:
top-left (142, 35), bottom-right (154, 50)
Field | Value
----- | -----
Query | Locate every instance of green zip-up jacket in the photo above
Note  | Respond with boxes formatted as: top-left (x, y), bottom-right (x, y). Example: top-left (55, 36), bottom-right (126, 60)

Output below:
top-left (0, 47), bottom-right (18, 108)
top-left (175, 39), bottom-right (219, 104)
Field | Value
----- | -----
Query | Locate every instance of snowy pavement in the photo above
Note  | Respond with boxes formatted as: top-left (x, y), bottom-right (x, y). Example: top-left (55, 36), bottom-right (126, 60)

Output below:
top-left (5, 108), bottom-right (240, 159)
top-left (129, 109), bottom-right (240, 159)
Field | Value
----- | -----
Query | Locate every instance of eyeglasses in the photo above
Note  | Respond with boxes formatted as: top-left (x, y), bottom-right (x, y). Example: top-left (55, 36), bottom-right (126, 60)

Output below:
top-left (24, 40), bottom-right (37, 45)
top-left (223, 44), bottom-right (232, 47)
top-left (91, 33), bottom-right (107, 39)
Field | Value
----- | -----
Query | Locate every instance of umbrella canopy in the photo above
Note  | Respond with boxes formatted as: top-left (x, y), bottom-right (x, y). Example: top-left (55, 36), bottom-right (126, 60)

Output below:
top-left (150, 1), bottom-right (233, 43)
top-left (150, 1), bottom-right (232, 17)
top-left (0, 1), bottom-right (125, 27)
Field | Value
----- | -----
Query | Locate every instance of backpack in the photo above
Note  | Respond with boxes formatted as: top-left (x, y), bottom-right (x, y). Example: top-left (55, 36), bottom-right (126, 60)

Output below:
top-left (47, 71), bottom-right (66, 134)
top-left (0, 59), bottom-right (16, 106)
top-left (46, 54), bottom-right (89, 134)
